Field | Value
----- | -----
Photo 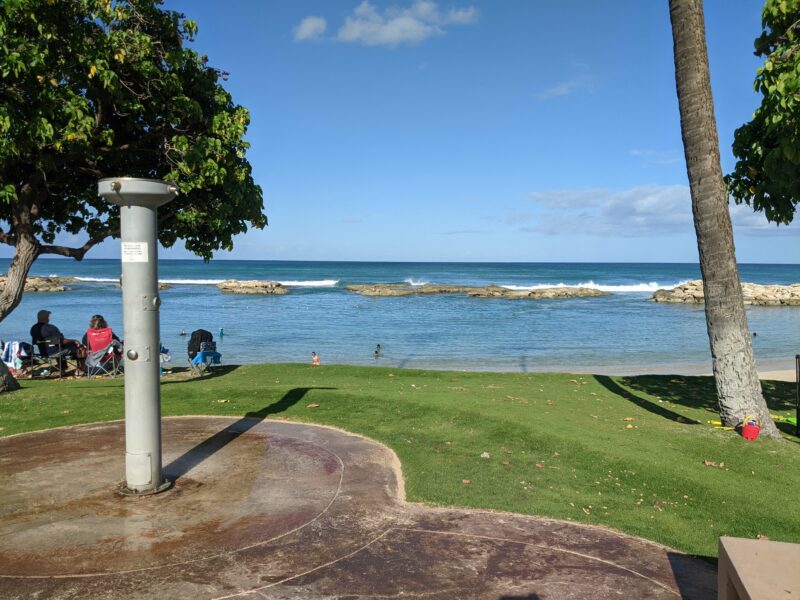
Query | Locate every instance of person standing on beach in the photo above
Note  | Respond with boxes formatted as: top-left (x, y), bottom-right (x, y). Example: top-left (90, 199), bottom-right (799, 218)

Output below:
top-left (311, 352), bottom-right (320, 366)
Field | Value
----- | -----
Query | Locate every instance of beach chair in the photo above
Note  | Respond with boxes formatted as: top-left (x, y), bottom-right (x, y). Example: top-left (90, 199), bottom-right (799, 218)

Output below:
top-left (159, 345), bottom-right (172, 376)
top-left (1, 340), bottom-right (31, 377)
top-left (85, 340), bottom-right (123, 377)
top-left (84, 327), bottom-right (123, 377)
top-left (30, 336), bottom-right (71, 378)
top-left (190, 340), bottom-right (221, 376)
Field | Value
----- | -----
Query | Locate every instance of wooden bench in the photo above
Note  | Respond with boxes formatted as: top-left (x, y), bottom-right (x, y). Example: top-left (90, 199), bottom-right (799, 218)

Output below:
top-left (718, 536), bottom-right (800, 599)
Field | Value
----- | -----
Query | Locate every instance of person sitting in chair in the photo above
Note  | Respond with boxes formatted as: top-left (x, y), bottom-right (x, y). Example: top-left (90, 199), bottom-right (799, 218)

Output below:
top-left (30, 309), bottom-right (85, 375)
top-left (82, 314), bottom-right (123, 376)
top-left (82, 314), bottom-right (122, 354)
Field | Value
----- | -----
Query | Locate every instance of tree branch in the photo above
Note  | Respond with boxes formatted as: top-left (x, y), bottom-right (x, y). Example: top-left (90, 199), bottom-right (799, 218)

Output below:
top-left (39, 228), bottom-right (119, 260)
top-left (0, 230), bottom-right (16, 246)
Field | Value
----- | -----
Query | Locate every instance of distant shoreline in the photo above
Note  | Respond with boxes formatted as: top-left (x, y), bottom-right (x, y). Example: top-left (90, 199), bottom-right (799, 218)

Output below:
top-left (4, 257), bottom-right (800, 266)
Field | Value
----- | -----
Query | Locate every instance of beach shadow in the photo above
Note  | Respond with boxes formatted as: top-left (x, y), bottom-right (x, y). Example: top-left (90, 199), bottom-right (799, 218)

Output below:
top-left (621, 375), bottom-right (796, 413)
top-left (594, 375), bottom-right (701, 424)
top-left (164, 386), bottom-right (335, 480)
top-left (667, 551), bottom-right (717, 599)
top-left (160, 364), bottom-right (241, 384)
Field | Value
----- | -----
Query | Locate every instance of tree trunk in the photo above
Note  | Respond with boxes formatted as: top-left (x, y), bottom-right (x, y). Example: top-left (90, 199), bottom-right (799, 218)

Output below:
top-left (0, 233), bottom-right (40, 323)
top-left (669, 0), bottom-right (780, 439)
top-left (0, 196), bottom-right (41, 323)
top-left (0, 361), bottom-right (20, 393)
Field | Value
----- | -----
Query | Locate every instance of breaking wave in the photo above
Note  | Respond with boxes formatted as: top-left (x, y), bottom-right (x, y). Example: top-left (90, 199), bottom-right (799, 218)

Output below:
top-left (500, 280), bottom-right (691, 293)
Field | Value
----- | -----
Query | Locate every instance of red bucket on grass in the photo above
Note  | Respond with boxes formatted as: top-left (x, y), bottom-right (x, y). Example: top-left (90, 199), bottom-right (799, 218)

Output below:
top-left (741, 416), bottom-right (761, 441)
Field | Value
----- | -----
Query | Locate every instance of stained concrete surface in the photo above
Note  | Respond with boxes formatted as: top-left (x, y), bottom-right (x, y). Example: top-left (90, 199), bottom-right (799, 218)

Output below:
top-left (0, 417), bottom-right (716, 599)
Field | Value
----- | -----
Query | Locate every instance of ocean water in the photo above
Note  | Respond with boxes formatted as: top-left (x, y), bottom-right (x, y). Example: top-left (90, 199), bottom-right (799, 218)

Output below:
top-left (1, 259), bottom-right (798, 374)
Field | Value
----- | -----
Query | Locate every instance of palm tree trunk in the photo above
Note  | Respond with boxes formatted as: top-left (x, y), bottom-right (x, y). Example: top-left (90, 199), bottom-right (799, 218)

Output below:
top-left (669, 0), bottom-right (780, 439)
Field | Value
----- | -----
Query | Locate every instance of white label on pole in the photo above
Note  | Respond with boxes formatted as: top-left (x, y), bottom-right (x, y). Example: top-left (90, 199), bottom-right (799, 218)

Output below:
top-left (121, 242), bottom-right (148, 263)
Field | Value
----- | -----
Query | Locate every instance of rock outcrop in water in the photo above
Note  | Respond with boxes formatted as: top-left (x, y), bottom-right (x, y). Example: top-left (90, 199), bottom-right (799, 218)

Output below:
top-left (217, 280), bottom-right (288, 295)
top-left (0, 276), bottom-right (75, 293)
top-left (346, 283), bottom-right (607, 299)
top-left (468, 286), bottom-right (607, 299)
top-left (652, 280), bottom-right (800, 305)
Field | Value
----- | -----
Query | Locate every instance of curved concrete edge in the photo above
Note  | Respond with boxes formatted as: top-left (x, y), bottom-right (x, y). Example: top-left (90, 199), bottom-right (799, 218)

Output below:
top-left (0, 416), bottom-right (717, 599)
top-left (1, 415), bottom-right (704, 560)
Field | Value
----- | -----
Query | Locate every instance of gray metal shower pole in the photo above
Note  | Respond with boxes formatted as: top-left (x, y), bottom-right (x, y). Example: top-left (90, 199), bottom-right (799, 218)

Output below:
top-left (98, 177), bottom-right (178, 494)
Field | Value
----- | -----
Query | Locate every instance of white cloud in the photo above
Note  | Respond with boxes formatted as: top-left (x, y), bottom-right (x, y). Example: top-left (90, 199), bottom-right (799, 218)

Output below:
top-left (294, 16), bottom-right (327, 42)
top-left (536, 63), bottom-right (594, 100)
top-left (336, 1), bottom-right (479, 47)
top-left (519, 184), bottom-right (799, 238)
top-left (729, 202), bottom-right (800, 236)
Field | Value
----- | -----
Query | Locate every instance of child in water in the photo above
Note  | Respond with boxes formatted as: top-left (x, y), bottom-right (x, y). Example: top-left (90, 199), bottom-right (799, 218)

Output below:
top-left (311, 352), bottom-right (320, 366)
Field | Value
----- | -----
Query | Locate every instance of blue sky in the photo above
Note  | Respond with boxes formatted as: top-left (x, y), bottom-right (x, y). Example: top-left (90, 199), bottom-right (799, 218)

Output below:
top-left (44, 1), bottom-right (800, 262)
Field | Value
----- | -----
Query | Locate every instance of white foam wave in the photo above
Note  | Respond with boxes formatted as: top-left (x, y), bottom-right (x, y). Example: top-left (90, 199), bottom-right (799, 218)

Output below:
top-left (404, 278), bottom-right (428, 287)
top-left (76, 276), bottom-right (226, 284)
top-left (75, 277), bottom-right (118, 283)
top-left (161, 278), bottom-right (225, 285)
top-left (75, 276), bottom-right (339, 287)
top-left (277, 279), bottom-right (339, 287)
top-left (500, 280), bottom-right (692, 293)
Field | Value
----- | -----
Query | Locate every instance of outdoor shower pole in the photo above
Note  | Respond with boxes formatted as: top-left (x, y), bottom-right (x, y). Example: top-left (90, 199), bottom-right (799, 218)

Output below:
top-left (98, 178), bottom-right (178, 494)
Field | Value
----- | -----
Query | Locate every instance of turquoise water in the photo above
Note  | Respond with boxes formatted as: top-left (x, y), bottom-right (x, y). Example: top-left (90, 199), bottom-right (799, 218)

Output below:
top-left (1, 259), bottom-right (798, 373)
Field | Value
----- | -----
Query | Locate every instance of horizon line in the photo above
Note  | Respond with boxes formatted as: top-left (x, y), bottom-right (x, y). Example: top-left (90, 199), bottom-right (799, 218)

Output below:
top-left (5, 257), bottom-right (799, 266)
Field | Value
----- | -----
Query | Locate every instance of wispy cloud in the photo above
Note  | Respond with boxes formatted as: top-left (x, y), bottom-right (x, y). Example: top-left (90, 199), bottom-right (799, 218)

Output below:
top-left (434, 228), bottom-right (485, 235)
top-left (519, 185), bottom-right (800, 238)
top-left (294, 1), bottom-right (478, 47)
top-left (536, 63), bottom-right (594, 100)
top-left (528, 188), bottom-right (605, 209)
top-left (630, 149), bottom-right (681, 166)
top-left (729, 202), bottom-right (800, 236)
top-left (294, 16), bottom-right (327, 41)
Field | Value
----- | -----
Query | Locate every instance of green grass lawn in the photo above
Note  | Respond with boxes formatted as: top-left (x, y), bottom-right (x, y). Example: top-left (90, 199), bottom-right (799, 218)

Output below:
top-left (1, 363), bottom-right (797, 559)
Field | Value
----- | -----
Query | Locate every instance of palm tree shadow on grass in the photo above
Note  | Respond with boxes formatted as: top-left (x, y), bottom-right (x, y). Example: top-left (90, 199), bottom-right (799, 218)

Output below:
top-left (621, 375), bottom-right (795, 412)
top-left (164, 386), bottom-right (335, 480)
top-left (594, 375), bottom-right (701, 424)
top-left (598, 375), bottom-right (799, 439)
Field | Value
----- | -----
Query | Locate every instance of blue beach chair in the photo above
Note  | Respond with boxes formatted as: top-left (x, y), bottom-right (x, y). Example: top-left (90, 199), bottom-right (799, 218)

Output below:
top-left (190, 340), bottom-right (221, 376)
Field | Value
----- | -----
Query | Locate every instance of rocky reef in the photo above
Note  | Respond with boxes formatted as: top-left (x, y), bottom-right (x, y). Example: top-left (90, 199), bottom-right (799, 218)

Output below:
top-left (346, 283), bottom-right (607, 299)
top-left (217, 280), bottom-right (288, 295)
top-left (0, 276), bottom-right (76, 293)
top-left (652, 280), bottom-right (800, 306)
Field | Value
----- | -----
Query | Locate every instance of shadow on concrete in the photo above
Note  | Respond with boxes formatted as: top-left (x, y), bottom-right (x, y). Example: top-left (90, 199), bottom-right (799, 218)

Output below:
top-left (667, 551), bottom-right (717, 599)
top-left (594, 375), bottom-right (701, 424)
top-left (164, 386), bottom-right (335, 480)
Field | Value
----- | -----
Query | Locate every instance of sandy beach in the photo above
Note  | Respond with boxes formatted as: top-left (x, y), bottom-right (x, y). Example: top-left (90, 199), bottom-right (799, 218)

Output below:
top-left (758, 369), bottom-right (796, 382)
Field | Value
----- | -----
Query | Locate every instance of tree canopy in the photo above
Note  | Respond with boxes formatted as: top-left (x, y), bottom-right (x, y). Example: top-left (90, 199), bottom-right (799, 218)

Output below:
top-left (726, 0), bottom-right (800, 224)
top-left (0, 0), bottom-right (266, 268)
